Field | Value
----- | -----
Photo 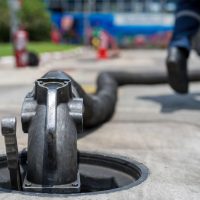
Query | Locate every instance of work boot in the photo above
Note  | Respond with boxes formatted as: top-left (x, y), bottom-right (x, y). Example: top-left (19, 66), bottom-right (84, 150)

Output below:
top-left (166, 47), bottom-right (189, 94)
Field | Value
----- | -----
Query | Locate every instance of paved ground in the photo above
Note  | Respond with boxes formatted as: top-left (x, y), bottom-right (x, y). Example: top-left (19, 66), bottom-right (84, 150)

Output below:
top-left (0, 48), bottom-right (200, 199)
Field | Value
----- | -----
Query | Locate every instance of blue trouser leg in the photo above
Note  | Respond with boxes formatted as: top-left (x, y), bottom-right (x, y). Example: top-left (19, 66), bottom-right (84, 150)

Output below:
top-left (170, 0), bottom-right (200, 52)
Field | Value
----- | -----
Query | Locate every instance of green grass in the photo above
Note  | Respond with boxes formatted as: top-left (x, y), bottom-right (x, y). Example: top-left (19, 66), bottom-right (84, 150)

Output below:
top-left (0, 42), bottom-right (79, 57)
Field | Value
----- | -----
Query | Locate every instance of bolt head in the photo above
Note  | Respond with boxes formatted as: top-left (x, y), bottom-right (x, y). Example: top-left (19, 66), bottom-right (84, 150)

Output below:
top-left (25, 182), bottom-right (32, 187)
top-left (72, 183), bottom-right (78, 187)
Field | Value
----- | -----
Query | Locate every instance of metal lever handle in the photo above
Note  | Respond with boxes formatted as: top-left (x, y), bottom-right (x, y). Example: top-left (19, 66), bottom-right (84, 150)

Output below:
top-left (1, 117), bottom-right (22, 190)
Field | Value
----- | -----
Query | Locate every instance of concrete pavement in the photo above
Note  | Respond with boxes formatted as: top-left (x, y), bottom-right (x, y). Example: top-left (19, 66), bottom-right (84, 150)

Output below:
top-left (0, 48), bottom-right (200, 199)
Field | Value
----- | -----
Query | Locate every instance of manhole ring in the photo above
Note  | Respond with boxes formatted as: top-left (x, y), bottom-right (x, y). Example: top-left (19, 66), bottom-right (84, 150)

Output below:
top-left (0, 151), bottom-right (148, 196)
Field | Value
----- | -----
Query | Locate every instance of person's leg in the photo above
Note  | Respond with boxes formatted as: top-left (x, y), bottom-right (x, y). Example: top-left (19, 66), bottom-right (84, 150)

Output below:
top-left (170, 0), bottom-right (200, 52)
top-left (167, 0), bottom-right (200, 94)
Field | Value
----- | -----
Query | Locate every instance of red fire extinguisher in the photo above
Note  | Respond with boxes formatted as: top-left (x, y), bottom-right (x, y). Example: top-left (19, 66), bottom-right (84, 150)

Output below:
top-left (97, 30), bottom-right (109, 60)
top-left (13, 29), bottom-right (28, 68)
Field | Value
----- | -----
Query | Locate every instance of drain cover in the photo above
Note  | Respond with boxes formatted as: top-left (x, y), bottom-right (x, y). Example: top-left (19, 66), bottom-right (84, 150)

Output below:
top-left (0, 151), bottom-right (148, 194)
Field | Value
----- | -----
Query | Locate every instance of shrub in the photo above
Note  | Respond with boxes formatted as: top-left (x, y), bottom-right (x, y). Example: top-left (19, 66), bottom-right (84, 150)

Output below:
top-left (0, 1), bottom-right (10, 42)
top-left (20, 0), bottom-right (51, 41)
top-left (0, 0), bottom-right (51, 42)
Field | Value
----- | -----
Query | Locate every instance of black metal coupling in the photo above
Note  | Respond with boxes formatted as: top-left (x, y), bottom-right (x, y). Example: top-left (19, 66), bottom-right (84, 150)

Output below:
top-left (21, 75), bottom-right (83, 193)
top-left (0, 72), bottom-right (83, 193)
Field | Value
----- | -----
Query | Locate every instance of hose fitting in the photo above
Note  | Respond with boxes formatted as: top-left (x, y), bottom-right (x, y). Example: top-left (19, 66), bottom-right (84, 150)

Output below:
top-left (21, 72), bottom-right (83, 193)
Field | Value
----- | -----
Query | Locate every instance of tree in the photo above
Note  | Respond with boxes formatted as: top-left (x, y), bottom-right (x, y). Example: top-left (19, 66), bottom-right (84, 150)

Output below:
top-left (20, 0), bottom-right (51, 41)
top-left (0, 0), bottom-right (10, 42)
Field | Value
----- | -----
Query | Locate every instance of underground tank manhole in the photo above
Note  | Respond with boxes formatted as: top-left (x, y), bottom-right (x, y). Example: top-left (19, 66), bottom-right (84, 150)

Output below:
top-left (0, 151), bottom-right (148, 195)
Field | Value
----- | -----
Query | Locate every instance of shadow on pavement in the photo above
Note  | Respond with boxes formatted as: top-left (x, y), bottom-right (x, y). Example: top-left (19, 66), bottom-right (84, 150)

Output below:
top-left (138, 92), bottom-right (200, 113)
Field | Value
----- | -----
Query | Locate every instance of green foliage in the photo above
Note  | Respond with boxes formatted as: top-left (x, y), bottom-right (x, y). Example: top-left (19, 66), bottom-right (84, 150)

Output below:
top-left (0, 0), bottom-right (51, 42)
top-left (20, 0), bottom-right (51, 41)
top-left (0, 1), bottom-right (10, 42)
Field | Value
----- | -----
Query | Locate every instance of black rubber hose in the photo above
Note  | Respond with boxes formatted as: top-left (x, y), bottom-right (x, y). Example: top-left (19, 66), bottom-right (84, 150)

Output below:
top-left (43, 70), bottom-right (200, 128)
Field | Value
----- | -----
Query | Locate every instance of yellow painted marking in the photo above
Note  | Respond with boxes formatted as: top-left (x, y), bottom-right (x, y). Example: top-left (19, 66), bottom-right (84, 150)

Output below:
top-left (81, 84), bottom-right (96, 94)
